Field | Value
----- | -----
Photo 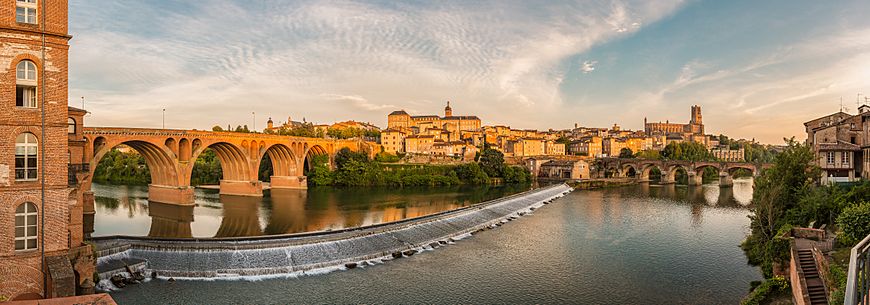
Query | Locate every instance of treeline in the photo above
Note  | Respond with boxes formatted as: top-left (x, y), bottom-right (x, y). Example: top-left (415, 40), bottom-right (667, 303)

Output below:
top-left (212, 123), bottom-right (380, 140)
top-left (308, 147), bottom-right (531, 187)
top-left (741, 138), bottom-right (870, 303)
top-left (92, 149), bottom-right (151, 185)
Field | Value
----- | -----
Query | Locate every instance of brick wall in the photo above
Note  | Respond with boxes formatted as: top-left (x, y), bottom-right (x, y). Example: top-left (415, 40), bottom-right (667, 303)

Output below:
top-left (0, 0), bottom-right (73, 300)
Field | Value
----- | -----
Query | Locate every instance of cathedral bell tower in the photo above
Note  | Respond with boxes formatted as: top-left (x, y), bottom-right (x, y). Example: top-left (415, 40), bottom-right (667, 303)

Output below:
top-left (445, 101), bottom-right (453, 117)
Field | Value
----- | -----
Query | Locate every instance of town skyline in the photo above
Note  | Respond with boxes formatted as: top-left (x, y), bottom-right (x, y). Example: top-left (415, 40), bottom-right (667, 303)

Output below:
top-left (68, 0), bottom-right (870, 144)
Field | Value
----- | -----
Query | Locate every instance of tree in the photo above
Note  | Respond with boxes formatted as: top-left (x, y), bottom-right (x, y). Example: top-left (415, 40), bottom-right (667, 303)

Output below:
top-left (212, 125), bottom-right (224, 132)
top-left (743, 138), bottom-right (820, 277)
top-left (837, 202), bottom-right (870, 246)
top-left (478, 148), bottom-right (505, 178)
top-left (618, 148), bottom-right (634, 159)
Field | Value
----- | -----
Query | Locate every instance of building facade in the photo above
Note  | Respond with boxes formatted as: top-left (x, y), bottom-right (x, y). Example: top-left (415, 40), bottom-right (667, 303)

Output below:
top-left (387, 101), bottom-right (481, 135)
top-left (644, 105), bottom-right (705, 135)
top-left (1, 0), bottom-right (93, 300)
top-left (804, 108), bottom-right (866, 183)
top-left (711, 147), bottom-right (745, 162)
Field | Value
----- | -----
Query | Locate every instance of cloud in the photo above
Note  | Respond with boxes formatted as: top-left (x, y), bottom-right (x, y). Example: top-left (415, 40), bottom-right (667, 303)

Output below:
top-left (320, 94), bottom-right (397, 111)
top-left (67, 0), bottom-right (688, 129)
top-left (580, 60), bottom-right (598, 73)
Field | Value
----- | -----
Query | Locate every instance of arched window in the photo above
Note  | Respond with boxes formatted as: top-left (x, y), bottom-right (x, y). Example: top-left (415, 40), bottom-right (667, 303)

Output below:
top-left (16, 60), bottom-right (37, 108)
top-left (68, 117), bottom-right (76, 134)
top-left (15, 133), bottom-right (38, 181)
top-left (15, 202), bottom-right (38, 251)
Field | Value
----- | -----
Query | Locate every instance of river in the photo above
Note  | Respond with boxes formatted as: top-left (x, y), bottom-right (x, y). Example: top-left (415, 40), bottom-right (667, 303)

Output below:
top-left (99, 179), bottom-right (761, 304)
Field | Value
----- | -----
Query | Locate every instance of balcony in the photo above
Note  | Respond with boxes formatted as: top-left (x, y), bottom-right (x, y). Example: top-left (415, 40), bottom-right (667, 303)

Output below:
top-left (68, 163), bottom-right (90, 186)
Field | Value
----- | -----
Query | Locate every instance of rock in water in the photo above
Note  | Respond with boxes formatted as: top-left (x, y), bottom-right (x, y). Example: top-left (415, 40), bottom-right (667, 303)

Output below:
top-left (392, 252), bottom-right (403, 259)
top-left (345, 263), bottom-right (358, 269)
top-left (402, 250), bottom-right (416, 256)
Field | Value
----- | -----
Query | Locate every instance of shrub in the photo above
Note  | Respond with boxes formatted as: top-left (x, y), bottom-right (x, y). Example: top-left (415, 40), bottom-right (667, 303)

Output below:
top-left (741, 276), bottom-right (789, 305)
top-left (836, 201), bottom-right (870, 245)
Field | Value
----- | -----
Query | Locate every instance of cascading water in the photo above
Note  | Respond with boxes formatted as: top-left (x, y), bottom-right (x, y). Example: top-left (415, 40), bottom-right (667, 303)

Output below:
top-left (93, 184), bottom-right (573, 287)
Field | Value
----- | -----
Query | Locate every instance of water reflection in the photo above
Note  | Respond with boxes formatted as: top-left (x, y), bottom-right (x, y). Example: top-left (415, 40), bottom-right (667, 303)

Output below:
top-left (91, 183), bottom-right (530, 238)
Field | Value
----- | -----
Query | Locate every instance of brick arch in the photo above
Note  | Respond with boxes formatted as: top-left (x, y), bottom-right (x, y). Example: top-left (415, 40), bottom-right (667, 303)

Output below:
top-left (190, 141), bottom-right (252, 182)
top-left (693, 164), bottom-right (721, 175)
top-left (7, 53), bottom-right (42, 71)
top-left (86, 139), bottom-right (182, 189)
top-left (724, 164), bottom-right (757, 177)
top-left (259, 143), bottom-right (299, 177)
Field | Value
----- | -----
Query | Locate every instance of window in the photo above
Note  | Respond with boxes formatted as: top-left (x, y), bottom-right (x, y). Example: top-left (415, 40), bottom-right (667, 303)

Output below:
top-left (15, 133), bottom-right (37, 181)
top-left (68, 117), bottom-right (76, 134)
top-left (827, 152), bottom-right (835, 165)
top-left (16, 60), bottom-right (37, 108)
top-left (15, 203), bottom-right (38, 251)
top-left (842, 152), bottom-right (850, 166)
top-left (15, 0), bottom-right (37, 24)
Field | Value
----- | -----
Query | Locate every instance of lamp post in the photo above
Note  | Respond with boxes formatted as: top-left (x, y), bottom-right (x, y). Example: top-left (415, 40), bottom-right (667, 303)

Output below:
top-left (252, 111), bottom-right (256, 132)
top-left (162, 108), bottom-right (165, 129)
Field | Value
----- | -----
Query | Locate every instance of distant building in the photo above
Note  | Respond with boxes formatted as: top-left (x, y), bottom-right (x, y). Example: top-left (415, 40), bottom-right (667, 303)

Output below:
top-left (537, 160), bottom-right (590, 180)
top-left (711, 147), bottom-right (745, 162)
top-left (804, 109), bottom-right (865, 183)
top-left (645, 105), bottom-right (704, 135)
top-left (381, 129), bottom-right (406, 154)
top-left (387, 101), bottom-right (481, 135)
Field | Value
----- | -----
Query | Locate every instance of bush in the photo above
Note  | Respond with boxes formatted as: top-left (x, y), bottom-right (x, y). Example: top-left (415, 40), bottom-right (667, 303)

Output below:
top-left (836, 201), bottom-right (870, 245)
top-left (741, 276), bottom-right (789, 305)
top-left (374, 152), bottom-right (401, 163)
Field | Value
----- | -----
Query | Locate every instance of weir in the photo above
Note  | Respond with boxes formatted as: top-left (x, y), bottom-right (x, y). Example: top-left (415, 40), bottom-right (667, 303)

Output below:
top-left (92, 184), bottom-right (573, 282)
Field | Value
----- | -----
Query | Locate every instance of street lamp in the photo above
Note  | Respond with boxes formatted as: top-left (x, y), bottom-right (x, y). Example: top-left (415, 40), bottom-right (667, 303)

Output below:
top-left (162, 108), bottom-right (166, 129)
top-left (252, 111), bottom-right (256, 132)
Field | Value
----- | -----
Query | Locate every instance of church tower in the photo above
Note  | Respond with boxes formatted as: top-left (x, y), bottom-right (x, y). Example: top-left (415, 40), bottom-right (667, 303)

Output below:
top-left (444, 101), bottom-right (452, 117)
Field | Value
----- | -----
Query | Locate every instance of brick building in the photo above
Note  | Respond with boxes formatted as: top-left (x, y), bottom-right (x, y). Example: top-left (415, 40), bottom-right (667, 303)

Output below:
top-left (1, 0), bottom-right (93, 300)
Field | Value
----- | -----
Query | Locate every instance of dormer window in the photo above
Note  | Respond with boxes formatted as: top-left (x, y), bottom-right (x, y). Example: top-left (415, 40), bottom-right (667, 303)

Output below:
top-left (16, 0), bottom-right (38, 24)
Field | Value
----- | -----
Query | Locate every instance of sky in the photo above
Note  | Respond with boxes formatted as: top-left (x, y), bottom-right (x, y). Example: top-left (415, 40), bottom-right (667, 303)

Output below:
top-left (67, 0), bottom-right (870, 144)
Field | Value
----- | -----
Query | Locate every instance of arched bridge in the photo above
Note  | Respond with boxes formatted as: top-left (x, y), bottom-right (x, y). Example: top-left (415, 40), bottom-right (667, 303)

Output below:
top-left (598, 158), bottom-right (772, 187)
top-left (77, 127), bottom-right (376, 206)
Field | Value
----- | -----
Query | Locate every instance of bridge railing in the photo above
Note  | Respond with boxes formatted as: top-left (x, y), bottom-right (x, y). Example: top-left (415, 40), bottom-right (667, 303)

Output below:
top-left (846, 232), bottom-right (870, 305)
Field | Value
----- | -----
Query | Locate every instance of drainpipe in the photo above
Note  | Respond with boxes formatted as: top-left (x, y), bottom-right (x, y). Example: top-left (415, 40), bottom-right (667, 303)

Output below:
top-left (40, 0), bottom-right (47, 297)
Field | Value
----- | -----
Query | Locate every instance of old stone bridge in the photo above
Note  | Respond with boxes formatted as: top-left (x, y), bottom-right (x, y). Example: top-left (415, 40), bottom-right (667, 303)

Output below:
top-left (76, 127), bottom-right (376, 206)
top-left (598, 157), bottom-right (772, 187)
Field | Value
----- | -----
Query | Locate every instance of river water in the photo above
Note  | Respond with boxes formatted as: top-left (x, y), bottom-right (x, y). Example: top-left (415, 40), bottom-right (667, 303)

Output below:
top-left (88, 183), bottom-right (531, 238)
top-left (101, 179), bottom-right (761, 304)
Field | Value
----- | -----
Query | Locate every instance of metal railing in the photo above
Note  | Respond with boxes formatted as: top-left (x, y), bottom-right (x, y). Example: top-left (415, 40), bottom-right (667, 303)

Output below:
top-left (67, 163), bottom-right (90, 186)
top-left (846, 233), bottom-right (870, 305)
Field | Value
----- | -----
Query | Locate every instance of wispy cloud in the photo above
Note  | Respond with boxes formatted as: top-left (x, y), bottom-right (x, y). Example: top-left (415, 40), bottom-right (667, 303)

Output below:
top-left (68, 0), bottom-right (686, 129)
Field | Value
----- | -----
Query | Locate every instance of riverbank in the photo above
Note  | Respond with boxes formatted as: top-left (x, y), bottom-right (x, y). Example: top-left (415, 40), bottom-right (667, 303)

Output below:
top-left (92, 184), bottom-right (571, 288)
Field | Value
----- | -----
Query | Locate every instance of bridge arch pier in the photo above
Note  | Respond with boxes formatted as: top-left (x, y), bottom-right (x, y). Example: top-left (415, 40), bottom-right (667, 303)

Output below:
top-left (719, 171), bottom-right (734, 187)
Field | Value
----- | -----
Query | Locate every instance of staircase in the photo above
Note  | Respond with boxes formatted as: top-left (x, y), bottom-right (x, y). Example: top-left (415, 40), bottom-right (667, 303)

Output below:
top-left (797, 249), bottom-right (828, 305)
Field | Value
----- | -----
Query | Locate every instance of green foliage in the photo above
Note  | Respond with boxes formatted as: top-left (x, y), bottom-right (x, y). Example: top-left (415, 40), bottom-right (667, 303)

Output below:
top-left (829, 262), bottom-right (847, 305)
top-left (93, 149), bottom-right (152, 185)
top-left (328, 127), bottom-right (380, 139)
top-left (635, 150), bottom-right (660, 160)
top-left (374, 152), bottom-right (401, 163)
top-left (836, 201), bottom-right (870, 245)
top-left (190, 149), bottom-right (223, 185)
top-left (741, 276), bottom-right (789, 305)
top-left (661, 142), bottom-right (715, 161)
top-left (212, 125), bottom-right (224, 132)
top-left (718, 134), bottom-right (778, 163)
top-left (454, 163), bottom-right (490, 184)
top-left (618, 147), bottom-right (634, 159)
top-left (502, 166), bottom-right (531, 184)
top-left (479, 147), bottom-right (505, 178)
top-left (743, 138), bottom-right (819, 277)
top-left (274, 123), bottom-right (323, 138)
